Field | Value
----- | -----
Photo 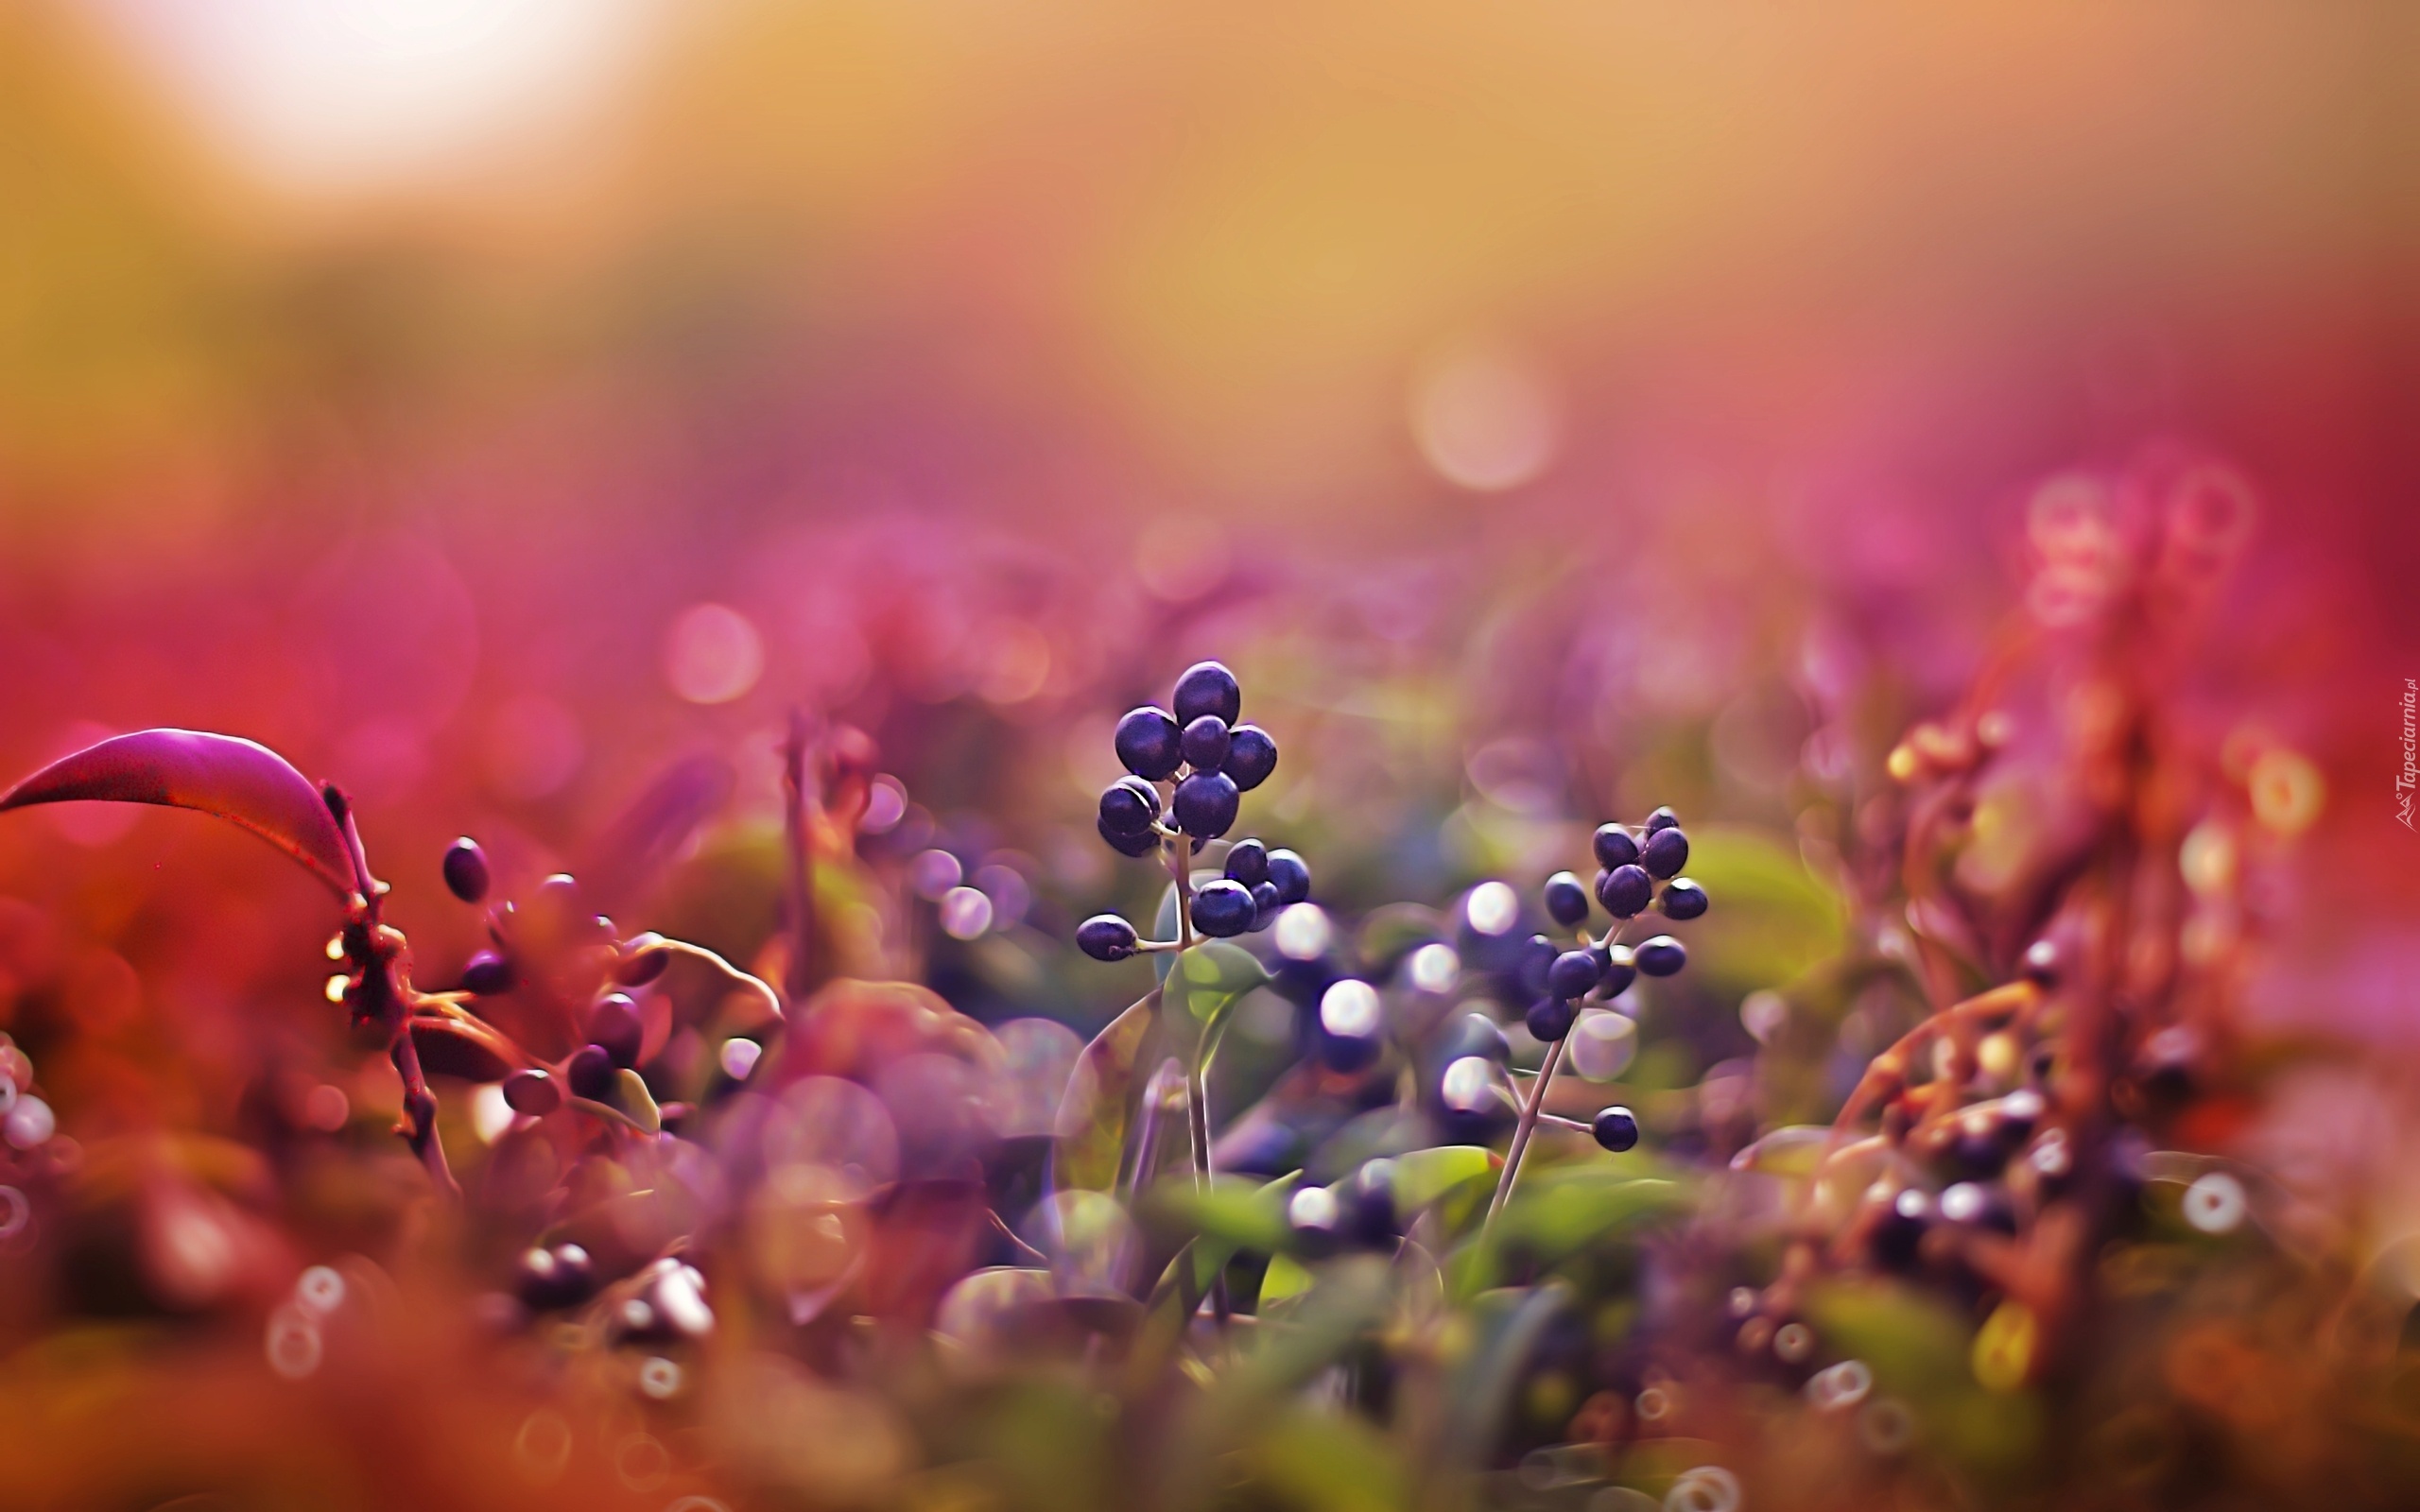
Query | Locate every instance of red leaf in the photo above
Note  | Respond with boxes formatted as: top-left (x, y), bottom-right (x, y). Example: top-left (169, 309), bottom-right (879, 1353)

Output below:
top-left (0, 730), bottom-right (355, 896)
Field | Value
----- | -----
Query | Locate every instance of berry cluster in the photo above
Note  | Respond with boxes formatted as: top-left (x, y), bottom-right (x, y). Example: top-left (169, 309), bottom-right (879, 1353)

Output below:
top-left (1079, 662), bottom-right (1309, 958)
top-left (1523, 807), bottom-right (1705, 1050)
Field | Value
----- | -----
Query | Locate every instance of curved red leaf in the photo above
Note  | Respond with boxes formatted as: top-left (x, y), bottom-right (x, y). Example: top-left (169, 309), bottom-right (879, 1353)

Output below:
top-left (0, 730), bottom-right (354, 896)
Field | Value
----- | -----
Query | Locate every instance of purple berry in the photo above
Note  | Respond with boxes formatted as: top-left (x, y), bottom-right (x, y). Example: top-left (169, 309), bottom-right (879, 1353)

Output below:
top-left (1250, 882), bottom-right (1281, 929)
top-left (614, 935), bottom-right (672, 986)
top-left (461, 949), bottom-right (514, 996)
top-left (1172, 661), bottom-right (1241, 726)
top-left (1592, 825), bottom-right (1640, 870)
top-left (501, 1068), bottom-right (562, 1116)
top-left (1592, 1106), bottom-right (1639, 1152)
top-left (1642, 806), bottom-right (1681, 835)
top-left (1547, 949), bottom-right (1603, 1001)
top-left (1596, 864), bottom-right (1652, 919)
top-left (1873, 1188), bottom-right (1929, 1270)
top-left (1526, 998), bottom-right (1576, 1041)
top-left (1598, 943), bottom-right (1637, 998)
top-left (1115, 707), bottom-right (1184, 781)
top-left (1658, 878), bottom-right (1707, 920)
top-left (566, 1044), bottom-right (617, 1102)
top-left (1640, 827), bottom-right (1688, 880)
top-left (1634, 936), bottom-right (1687, 977)
top-left (1173, 771), bottom-right (1240, 838)
top-left (1222, 724), bottom-right (1278, 791)
top-left (1224, 838), bottom-right (1270, 886)
top-left (1077, 915), bottom-right (1139, 961)
top-left (1181, 714), bottom-right (1232, 772)
top-left (1517, 935), bottom-right (1556, 996)
top-left (1099, 776), bottom-right (1161, 835)
top-left (442, 837), bottom-right (491, 903)
top-left (588, 992), bottom-right (644, 1068)
top-left (1190, 879), bottom-right (1255, 938)
top-left (1542, 871), bottom-right (1590, 927)
top-left (1098, 816), bottom-right (1160, 858)
top-left (1265, 849), bottom-right (1310, 904)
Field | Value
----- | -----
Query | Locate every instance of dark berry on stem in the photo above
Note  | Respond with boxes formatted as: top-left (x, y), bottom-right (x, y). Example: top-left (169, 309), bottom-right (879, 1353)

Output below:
top-left (1598, 943), bottom-right (1637, 997)
top-left (1077, 915), bottom-right (1140, 961)
top-left (614, 936), bottom-right (672, 987)
top-left (502, 1069), bottom-right (561, 1116)
top-left (1249, 881), bottom-right (1281, 929)
top-left (1181, 714), bottom-right (1232, 772)
top-left (1526, 998), bottom-right (1576, 1041)
top-left (1642, 806), bottom-right (1681, 835)
top-left (1190, 879), bottom-right (1256, 938)
top-left (1266, 849), bottom-right (1311, 904)
top-left (1543, 871), bottom-right (1590, 927)
top-left (515, 1248), bottom-right (566, 1309)
top-left (1634, 936), bottom-right (1687, 977)
top-left (588, 993), bottom-right (644, 1068)
top-left (1547, 949), bottom-right (1603, 1001)
top-left (1224, 838), bottom-right (1270, 886)
top-left (442, 837), bottom-right (491, 903)
top-left (1173, 771), bottom-right (1240, 838)
top-left (1592, 825), bottom-right (1640, 870)
top-left (1517, 935), bottom-right (1557, 997)
top-left (566, 1044), bottom-right (618, 1102)
top-left (1115, 707), bottom-right (1184, 781)
top-left (552, 1244), bottom-right (595, 1299)
top-left (1597, 864), bottom-right (1652, 918)
top-left (1098, 778), bottom-right (1161, 835)
top-left (1640, 827), bottom-right (1688, 879)
top-left (1172, 661), bottom-right (1242, 726)
top-left (1873, 1189), bottom-right (1929, 1271)
top-left (1592, 1106), bottom-right (1640, 1153)
top-left (1223, 725), bottom-right (1278, 791)
top-left (1343, 1165), bottom-right (1397, 1246)
top-left (1658, 878), bottom-right (1708, 919)
top-left (462, 949), bottom-right (514, 996)
top-left (1098, 816), bottom-right (1160, 858)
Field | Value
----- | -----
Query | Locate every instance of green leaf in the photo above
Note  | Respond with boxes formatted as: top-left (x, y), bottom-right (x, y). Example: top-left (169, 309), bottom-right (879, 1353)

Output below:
top-left (1161, 941), bottom-right (1270, 1053)
top-left (1144, 1170), bottom-right (1302, 1255)
top-left (1682, 825), bottom-right (1847, 998)
top-left (1433, 1280), bottom-right (1570, 1475)
top-left (1050, 988), bottom-right (1162, 1192)
top-left (1449, 1176), bottom-right (1690, 1296)
top-left (1257, 1253), bottom-right (1315, 1310)
top-left (1245, 1405), bottom-right (1409, 1512)
top-left (1390, 1144), bottom-right (1500, 1210)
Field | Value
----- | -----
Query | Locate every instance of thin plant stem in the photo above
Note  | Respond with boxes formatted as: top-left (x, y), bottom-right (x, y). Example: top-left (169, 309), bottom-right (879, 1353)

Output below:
top-left (1484, 1036), bottom-right (1566, 1236)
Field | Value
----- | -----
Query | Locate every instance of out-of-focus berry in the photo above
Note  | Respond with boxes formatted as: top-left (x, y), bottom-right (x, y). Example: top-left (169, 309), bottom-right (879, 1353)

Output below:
top-left (1190, 880), bottom-right (1256, 938)
top-left (1224, 838), bottom-right (1270, 886)
top-left (551, 1244), bottom-right (595, 1299)
top-left (1249, 881), bottom-right (1281, 929)
top-left (1527, 998), bottom-right (1576, 1041)
top-left (442, 837), bottom-right (491, 903)
top-left (1174, 772), bottom-right (1240, 838)
top-left (1597, 865), bottom-right (1652, 919)
top-left (1593, 1106), bottom-right (1640, 1152)
top-left (1077, 915), bottom-right (1140, 961)
top-left (1181, 714), bottom-right (1232, 772)
top-left (1873, 1189), bottom-right (1930, 1270)
top-left (1547, 949), bottom-right (1603, 1001)
top-left (1342, 1161), bottom-right (1399, 1247)
top-left (566, 1044), bottom-right (618, 1102)
top-left (502, 1068), bottom-right (561, 1116)
top-left (614, 935), bottom-right (672, 987)
top-left (1634, 936), bottom-right (1687, 977)
top-left (1172, 662), bottom-right (1242, 726)
top-left (588, 993), bottom-right (644, 1068)
top-left (1223, 725), bottom-right (1278, 790)
top-left (1640, 827), bottom-right (1689, 879)
top-left (1115, 707), bottom-right (1184, 781)
top-left (461, 950), bottom-right (514, 996)
top-left (1658, 878), bottom-right (1708, 920)
top-left (1543, 871), bottom-right (1590, 927)
top-left (1517, 934), bottom-right (1557, 997)
top-left (1592, 825), bottom-right (1640, 870)
top-left (1265, 849), bottom-right (1311, 904)
top-left (1318, 979), bottom-right (1384, 1071)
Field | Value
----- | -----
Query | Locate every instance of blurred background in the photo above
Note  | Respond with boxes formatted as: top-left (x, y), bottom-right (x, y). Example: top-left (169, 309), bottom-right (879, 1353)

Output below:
top-left (0, 0), bottom-right (2411, 1138)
